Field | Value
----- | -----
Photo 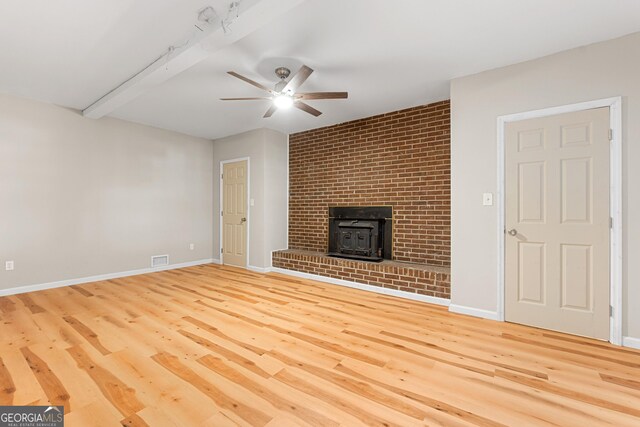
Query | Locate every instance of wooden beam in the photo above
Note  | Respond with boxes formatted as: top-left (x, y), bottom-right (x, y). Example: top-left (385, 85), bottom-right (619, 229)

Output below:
top-left (82, 0), bottom-right (306, 119)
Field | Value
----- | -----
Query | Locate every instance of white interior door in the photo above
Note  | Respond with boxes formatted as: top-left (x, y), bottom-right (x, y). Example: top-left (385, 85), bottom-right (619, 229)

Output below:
top-left (222, 160), bottom-right (247, 267)
top-left (505, 107), bottom-right (610, 340)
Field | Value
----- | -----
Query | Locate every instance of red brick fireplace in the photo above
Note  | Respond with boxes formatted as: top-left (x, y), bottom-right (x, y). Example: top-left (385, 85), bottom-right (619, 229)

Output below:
top-left (273, 100), bottom-right (451, 299)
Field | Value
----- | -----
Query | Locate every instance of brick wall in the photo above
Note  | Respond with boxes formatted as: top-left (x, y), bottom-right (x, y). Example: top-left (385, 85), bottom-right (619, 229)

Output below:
top-left (288, 100), bottom-right (451, 266)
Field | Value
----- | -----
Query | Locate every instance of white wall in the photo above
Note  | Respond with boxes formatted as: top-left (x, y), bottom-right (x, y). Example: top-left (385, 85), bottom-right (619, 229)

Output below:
top-left (212, 128), bottom-right (288, 270)
top-left (450, 32), bottom-right (640, 340)
top-left (0, 94), bottom-right (214, 291)
top-left (263, 129), bottom-right (289, 265)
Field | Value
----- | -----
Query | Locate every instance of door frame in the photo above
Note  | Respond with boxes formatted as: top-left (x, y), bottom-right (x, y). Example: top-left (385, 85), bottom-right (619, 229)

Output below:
top-left (219, 157), bottom-right (250, 268)
top-left (496, 97), bottom-right (622, 345)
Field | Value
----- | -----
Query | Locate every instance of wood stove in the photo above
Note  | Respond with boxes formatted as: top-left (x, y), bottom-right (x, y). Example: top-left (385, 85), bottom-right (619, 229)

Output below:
top-left (328, 206), bottom-right (392, 262)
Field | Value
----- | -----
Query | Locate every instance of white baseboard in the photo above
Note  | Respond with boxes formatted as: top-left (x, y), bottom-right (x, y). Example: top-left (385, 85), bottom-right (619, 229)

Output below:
top-left (448, 304), bottom-right (500, 321)
top-left (270, 267), bottom-right (450, 307)
top-left (247, 265), bottom-right (272, 274)
top-left (0, 258), bottom-right (216, 297)
top-left (211, 258), bottom-right (222, 265)
top-left (446, 306), bottom-right (640, 348)
top-left (622, 336), bottom-right (640, 350)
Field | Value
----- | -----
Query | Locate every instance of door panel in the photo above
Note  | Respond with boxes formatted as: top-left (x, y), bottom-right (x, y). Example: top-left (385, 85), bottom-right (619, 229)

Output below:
top-left (505, 107), bottom-right (609, 340)
top-left (222, 160), bottom-right (247, 267)
top-left (561, 244), bottom-right (592, 311)
top-left (518, 242), bottom-right (546, 304)
top-left (561, 158), bottom-right (591, 223)
top-left (561, 122), bottom-right (591, 147)
top-left (518, 162), bottom-right (546, 223)
top-left (518, 128), bottom-right (545, 152)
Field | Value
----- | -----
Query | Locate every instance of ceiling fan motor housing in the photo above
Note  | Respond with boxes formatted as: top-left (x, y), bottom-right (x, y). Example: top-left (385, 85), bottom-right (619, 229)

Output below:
top-left (275, 67), bottom-right (291, 80)
top-left (274, 67), bottom-right (291, 93)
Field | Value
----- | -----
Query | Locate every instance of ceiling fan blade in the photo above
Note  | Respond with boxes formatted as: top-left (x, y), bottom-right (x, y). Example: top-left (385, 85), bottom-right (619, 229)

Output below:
top-left (220, 97), bottom-right (271, 101)
top-left (227, 71), bottom-right (273, 93)
top-left (296, 92), bottom-right (348, 100)
top-left (263, 104), bottom-right (277, 118)
top-left (294, 101), bottom-right (322, 117)
top-left (283, 65), bottom-right (314, 93)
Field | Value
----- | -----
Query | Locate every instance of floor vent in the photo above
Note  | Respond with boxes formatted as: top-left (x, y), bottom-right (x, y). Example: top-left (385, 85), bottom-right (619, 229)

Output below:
top-left (151, 255), bottom-right (169, 268)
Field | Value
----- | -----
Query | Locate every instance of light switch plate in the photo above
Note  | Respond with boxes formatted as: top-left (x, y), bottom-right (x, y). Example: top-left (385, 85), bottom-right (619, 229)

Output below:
top-left (250, 198), bottom-right (255, 206)
top-left (482, 193), bottom-right (493, 206)
top-left (5, 261), bottom-right (14, 271)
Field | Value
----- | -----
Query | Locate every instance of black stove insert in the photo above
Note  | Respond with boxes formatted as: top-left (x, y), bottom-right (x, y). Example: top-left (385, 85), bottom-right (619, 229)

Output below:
top-left (328, 206), bottom-right (392, 262)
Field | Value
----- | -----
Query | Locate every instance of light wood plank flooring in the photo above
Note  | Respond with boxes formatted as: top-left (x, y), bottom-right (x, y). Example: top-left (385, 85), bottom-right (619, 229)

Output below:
top-left (0, 264), bottom-right (639, 426)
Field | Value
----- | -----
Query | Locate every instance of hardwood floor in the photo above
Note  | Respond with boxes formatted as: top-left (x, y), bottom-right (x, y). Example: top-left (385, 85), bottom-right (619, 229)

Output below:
top-left (0, 264), bottom-right (639, 426)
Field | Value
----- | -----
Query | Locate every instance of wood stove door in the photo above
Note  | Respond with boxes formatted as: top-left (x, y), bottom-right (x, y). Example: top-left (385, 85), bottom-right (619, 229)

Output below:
top-left (339, 227), bottom-right (372, 256)
top-left (354, 230), bottom-right (372, 256)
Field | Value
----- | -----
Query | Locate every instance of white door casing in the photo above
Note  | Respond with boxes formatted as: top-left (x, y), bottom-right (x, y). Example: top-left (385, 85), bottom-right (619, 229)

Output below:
top-left (504, 107), bottom-right (610, 340)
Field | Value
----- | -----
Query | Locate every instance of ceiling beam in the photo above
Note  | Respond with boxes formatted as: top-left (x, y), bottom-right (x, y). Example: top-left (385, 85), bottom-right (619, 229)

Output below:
top-left (82, 0), bottom-right (306, 119)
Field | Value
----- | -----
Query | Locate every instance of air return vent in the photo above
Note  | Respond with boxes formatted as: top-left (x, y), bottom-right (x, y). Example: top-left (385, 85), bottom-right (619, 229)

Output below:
top-left (151, 255), bottom-right (169, 268)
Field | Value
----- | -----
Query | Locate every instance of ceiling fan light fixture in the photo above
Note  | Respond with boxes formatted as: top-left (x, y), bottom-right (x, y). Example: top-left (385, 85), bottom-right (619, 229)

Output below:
top-left (273, 94), bottom-right (294, 109)
top-left (222, 64), bottom-right (347, 118)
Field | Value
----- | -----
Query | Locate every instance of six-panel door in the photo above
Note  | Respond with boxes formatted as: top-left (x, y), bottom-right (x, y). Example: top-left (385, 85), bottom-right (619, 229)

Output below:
top-left (505, 107), bottom-right (610, 340)
top-left (222, 160), bottom-right (247, 267)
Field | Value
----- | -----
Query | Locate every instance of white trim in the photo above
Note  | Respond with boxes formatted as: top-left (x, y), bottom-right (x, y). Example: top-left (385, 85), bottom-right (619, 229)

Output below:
top-left (497, 108), bottom-right (506, 322)
top-left (0, 258), bottom-right (216, 297)
top-left (247, 265), bottom-right (272, 274)
top-left (211, 258), bottom-right (222, 265)
top-left (449, 304), bottom-right (500, 321)
top-left (270, 267), bottom-right (451, 307)
top-left (497, 96), bottom-right (623, 345)
top-left (609, 99), bottom-right (623, 346)
top-left (285, 134), bottom-right (290, 251)
top-left (622, 336), bottom-right (640, 350)
top-left (219, 157), bottom-right (251, 269)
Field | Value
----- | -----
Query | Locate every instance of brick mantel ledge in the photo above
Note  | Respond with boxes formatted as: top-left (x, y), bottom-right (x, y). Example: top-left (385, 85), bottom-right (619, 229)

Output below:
top-left (272, 249), bottom-right (451, 299)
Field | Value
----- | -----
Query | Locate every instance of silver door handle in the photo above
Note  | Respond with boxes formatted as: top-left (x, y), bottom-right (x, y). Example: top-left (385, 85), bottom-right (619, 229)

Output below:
top-left (240, 217), bottom-right (247, 223)
top-left (507, 229), bottom-right (517, 236)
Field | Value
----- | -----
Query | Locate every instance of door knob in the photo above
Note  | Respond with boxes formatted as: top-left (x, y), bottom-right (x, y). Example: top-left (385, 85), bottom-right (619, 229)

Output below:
top-left (240, 217), bottom-right (247, 223)
top-left (507, 229), bottom-right (517, 236)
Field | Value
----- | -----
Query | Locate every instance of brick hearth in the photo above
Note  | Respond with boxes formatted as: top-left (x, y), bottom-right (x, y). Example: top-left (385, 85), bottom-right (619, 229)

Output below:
top-left (273, 249), bottom-right (451, 299)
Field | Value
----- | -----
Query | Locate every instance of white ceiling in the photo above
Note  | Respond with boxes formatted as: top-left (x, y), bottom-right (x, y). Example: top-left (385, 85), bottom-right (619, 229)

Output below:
top-left (2, 1), bottom-right (640, 139)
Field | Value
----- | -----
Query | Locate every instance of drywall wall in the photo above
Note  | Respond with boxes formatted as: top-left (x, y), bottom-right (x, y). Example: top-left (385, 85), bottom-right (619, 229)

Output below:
top-left (0, 94), bottom-right (214, 291)
top-left (263, 129), bottom-right (289, 266)
top-left (450, 32), bottom-right (640, 339)
top-left (212, 128), bottom-right (288, 269)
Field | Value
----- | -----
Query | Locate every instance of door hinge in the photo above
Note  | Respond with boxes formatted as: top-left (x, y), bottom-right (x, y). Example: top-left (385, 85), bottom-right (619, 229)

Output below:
top-left (221, 173), bottom-right (223, 179)
top-left (610, 305), bottom-right (613, 317)
top-left (608, 129), bottom-right (613, 141)
top-left (221, 248), bottom-right (223, 253)
top-left (610, 217), bottom-right (613, 229)
top-left (221, 211), bottom-right (223, 216)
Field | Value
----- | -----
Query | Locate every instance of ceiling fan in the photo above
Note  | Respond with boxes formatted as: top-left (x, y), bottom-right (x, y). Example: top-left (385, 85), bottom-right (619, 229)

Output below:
top-left (221, 65), bottom-right (348, 118)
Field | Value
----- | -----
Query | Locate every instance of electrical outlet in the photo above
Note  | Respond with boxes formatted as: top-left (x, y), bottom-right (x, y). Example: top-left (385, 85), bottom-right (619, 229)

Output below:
top-left (5, 261), bottom-right (14, 271)
top-left (189, 243), bottom-right (195, 250)
top-left (482, 193), bottom-right (493, 206)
